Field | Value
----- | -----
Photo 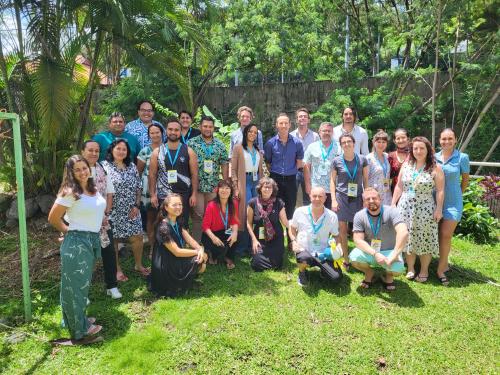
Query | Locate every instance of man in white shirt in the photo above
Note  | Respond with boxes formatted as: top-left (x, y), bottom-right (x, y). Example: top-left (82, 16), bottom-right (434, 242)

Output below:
top-left (332, 106), bottom-right (369, 155)
top-left (291, 107), bottom-right (319, 206)
top-left (289, 187), bottom-right (343, 287)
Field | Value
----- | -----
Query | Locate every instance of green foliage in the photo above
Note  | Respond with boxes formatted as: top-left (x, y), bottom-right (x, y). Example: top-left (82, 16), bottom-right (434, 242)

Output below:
top-left (456, 178), bottom-right (499, 244)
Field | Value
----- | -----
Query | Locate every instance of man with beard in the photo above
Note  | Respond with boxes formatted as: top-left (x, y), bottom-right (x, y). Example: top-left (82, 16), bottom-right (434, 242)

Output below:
top-left (350, 187), bottom-right (408, 291)
top-left (149, 118), bottom-right (199, 225)
top-left (332, 106), bottom-right (369, 156)
top-left (188, 116), bottom-right (229, 240)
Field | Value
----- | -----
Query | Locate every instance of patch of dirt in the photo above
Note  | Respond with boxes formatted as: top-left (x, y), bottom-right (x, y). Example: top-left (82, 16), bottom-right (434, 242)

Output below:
top-left (0, 221), bottom-right (61, 299)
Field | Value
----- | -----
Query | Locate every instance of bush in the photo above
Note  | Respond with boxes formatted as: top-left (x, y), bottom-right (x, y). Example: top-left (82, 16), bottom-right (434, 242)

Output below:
top-left (456, 177), bottom-right (499, 244)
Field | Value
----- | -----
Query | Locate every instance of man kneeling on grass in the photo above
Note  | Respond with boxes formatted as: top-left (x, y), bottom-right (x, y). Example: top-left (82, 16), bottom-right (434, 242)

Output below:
top-left (289, 187), bottom-right (342, 287)
top-left (350, 187), bottom-right (408, 291)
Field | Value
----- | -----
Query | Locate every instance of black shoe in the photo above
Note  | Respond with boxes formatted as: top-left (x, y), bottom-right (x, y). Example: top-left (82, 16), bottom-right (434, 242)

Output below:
top-left (297, 271), bottom-right (308, 287)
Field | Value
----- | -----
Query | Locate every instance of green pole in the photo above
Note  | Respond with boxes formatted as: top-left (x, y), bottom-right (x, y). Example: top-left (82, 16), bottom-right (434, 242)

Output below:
top-left (0, 112), bottom-right (31, 321)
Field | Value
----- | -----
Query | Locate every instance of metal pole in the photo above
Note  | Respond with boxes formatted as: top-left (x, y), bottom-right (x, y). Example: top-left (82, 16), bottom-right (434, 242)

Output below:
top-left (344, 15), bottom-right (350, 70)
top-left (0, 112), bottom-right (31, 321)
top-left (281, 57), bottom-right (284, 83)
top-left (235, 69), bottom-right (239, 87)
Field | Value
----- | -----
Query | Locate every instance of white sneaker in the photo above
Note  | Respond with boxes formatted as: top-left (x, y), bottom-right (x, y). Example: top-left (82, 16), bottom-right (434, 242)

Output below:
top-left (106, 287), bottom-right (122, 299)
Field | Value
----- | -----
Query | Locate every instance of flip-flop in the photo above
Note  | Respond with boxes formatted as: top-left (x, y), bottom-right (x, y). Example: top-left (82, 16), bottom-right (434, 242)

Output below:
top-left (134, 267), bottom-right (151, 277)
top-left (116, 272), bottom-right (129, 282)
top-left (86, 324), bottom-right (102, 336)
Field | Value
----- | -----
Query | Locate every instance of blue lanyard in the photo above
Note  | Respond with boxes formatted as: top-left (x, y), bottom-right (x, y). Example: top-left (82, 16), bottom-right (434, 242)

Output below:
top-left (165, 145), bottom-right (181, 168)
top-left (201, 140), bottom-right (214, 158)
top-left (308, 206), bottom-right (326, 235)
top-left (181, 128), bottom-right (192, 144)
top-left (320, 142), bottom-right (334, 162)
top-left (342, 154), bottom-right (358, 181)
top-left (248, 146), bottom-right (257, 166)
top-left (375, 153), bottom-right (388, 177)
top-left (411, 165), bottom-right (425, 181)
top-left (219, 204), bottom-right (229, 229)
top-left (169, 221), bottom-right (184, 247)
top-left (366, 207), bottom-right (383, 239)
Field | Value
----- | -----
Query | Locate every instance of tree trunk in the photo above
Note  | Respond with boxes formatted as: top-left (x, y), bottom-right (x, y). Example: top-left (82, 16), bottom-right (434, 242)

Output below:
top-left (459, 86), bottom-right (500, 152)
top-left (431, 0), bottom-right (443, 148)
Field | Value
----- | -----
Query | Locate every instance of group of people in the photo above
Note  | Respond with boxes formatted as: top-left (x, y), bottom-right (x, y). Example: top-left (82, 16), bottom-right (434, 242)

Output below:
top-left (48, 101), bottom-right (470, 344)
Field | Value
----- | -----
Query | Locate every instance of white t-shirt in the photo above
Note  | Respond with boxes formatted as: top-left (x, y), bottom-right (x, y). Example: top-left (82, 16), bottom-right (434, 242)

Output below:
top-left (291, 205), bottom-right (339, 252)
top-left (243, 148), bottom-right (260, 172)
top-left (332, 124), bottom-right (369, 155)
top-left (55, 193), bottom-right (106, 233)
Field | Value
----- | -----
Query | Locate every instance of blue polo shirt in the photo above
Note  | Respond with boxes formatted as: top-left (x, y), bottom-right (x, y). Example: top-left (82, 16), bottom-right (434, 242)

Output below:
top-left (92, 130), bottom-right (141, 161)
top-left (264, 134), bottom-right (304, 176)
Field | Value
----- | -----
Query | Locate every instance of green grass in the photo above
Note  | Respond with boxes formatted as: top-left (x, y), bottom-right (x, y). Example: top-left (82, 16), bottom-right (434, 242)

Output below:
top-left (0, 238), bottom-right (499, 374)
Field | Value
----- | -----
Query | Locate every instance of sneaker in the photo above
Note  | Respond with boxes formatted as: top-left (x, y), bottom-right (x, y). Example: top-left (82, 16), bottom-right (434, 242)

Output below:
top-left (106, 287), bottom-right (122, 299)
top-left (297, 271), bottom-right (308, 287)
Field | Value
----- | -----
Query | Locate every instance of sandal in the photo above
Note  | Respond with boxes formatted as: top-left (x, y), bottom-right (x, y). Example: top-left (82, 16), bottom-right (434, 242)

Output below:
top-left (415, 274), bottom-right (428, 283)
top-left (116, 271), bottom-right (129, 282)
top-left (86, 324), bottom-right (102, 336)
top-left (380, 276), bottom-right (396, 291)
top-left (438, 275), bottom-right (449, 286)
top-left (360, 280), bottom-right (374, 289)
top-left (87, 317), bottom-right (96, 325)
top-left (405, 271), bottom-right (416, 280)
top-left (51, 335), bottom-right (104, 346)
top-left (134, 267), bottom-right (151, 277)
top-left (226, 261), bottom-right (235, 270)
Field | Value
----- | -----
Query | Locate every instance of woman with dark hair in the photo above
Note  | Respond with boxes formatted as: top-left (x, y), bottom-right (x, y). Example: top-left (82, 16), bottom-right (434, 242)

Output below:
top-left (231, 124), bottom-right (264, 255)
top-left (367, 130), bottom-right (392, 205)
top-left (179, 110), bottom-right (201, 144)
top-left (201, 179), bottom-right (239, 269)
top-left (388, 128), bottom-right (410, 193)
top-left (81, 140), bottom-right (121, 299)
top-left (137, 123), bottom-right (164, 250)
top-left (435, 128), bottom-right (470, 285)
top-left (247, 177), bottom-right (289, 271)
top-left (149, 193), bottom-right (207, 297)
top-left (48, 155), bottom-right (106, 344)
top-left (392, 136), bottom-right (444, 283)
top-left (102, 139), bottom-right (148, 282)
top-left (330, 133), bottom-right (369, 267)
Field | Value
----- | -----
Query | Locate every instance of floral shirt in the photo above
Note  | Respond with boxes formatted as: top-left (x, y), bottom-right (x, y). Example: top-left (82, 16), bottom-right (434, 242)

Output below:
top-left (188, 135), bottom-right (229, 193)
top-left (125, 119), bottom-right (165, 149)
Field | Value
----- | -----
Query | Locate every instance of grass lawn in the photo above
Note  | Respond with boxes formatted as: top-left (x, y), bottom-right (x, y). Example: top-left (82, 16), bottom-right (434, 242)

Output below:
top-left (0, 237), bottom-right (499, 374)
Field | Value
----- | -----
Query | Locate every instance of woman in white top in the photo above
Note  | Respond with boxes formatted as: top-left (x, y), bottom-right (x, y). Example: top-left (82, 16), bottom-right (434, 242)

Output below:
top-left (48, 155), bottom-right (106, 344)
top-left (367, 130), bottom-right (392, 205)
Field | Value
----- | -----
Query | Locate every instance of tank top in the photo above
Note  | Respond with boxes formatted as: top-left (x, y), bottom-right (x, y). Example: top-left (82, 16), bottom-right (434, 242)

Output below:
top-left (157, 143), bottom-right (191, 198)
top-left (243, 148), bottom-right (260, 172)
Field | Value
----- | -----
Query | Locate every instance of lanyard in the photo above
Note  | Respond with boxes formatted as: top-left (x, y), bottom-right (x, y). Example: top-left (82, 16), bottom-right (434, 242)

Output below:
top-left (320, 142), bottom-right (334, 162)
top-left (308, 206), bottom-right (326, 235)
top-left (411, 165), bottom-right (425, 183)
top-left (375, 153), bottom-right (388, 177)
top-left (169, 221), bottom-right (185, 247)
top-left (219, 204), bottom-right (229, 229)
top-left (342, 154), bottom-right (358, 181)
top-left (367, 207), bottom-right (384, 239)
top-left (165, 145), bottom-right (181, 168)
top-left (201, 140), bottom-right (214, 158)
top-left (248, 146), bottom-right (257, 166)
top-left (181, 128), bottom-right (192, 144)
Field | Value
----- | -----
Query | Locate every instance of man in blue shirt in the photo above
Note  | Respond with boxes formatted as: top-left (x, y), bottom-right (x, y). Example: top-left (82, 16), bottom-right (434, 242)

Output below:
top-left (264, 113), bottom-right (304, 220)
top-left (125, 100), bottom-right (165, 149)
top-left (92, 112), bottom-right (141, 161)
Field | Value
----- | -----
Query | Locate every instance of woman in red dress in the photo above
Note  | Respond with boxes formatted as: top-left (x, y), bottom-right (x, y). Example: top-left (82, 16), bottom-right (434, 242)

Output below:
top-left (388, 128), bottom-right (410, 193)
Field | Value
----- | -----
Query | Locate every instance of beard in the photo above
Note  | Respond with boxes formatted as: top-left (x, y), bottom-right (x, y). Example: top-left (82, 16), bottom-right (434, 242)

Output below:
top-left (168, 134), bottom-right (180, 142)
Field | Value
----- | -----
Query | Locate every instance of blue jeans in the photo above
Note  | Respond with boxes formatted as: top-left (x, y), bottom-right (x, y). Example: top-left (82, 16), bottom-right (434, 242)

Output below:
top-left (296, 169), bottom-right (310, 205)
top-left (246, 173), bottom-right (258, 204)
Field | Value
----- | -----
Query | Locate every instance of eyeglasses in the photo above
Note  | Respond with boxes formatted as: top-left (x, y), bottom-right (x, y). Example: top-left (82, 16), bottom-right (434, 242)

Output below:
top-left (341, 140), bottom-right (353, 145)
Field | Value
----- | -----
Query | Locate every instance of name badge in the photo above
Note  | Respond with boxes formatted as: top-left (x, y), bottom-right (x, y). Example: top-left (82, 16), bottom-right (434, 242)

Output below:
top-left (312, 235), bottom-right (320, 246)
top-left (204, 160), bottom-right (214, 173)
top-left (225, 228), bottom-right (232, 236)
top-left (252, 171), bottom-right (258, 181)
top-left (371, 239), bottom-right (382, 252)
top-left (347, 182), bottom-right (358, 197)
top-left (259, 227), bottom-right (265, 240)
top-left (167, 170), bottom-right (178, 183)
top-left (383, 178), bottom-right (391, 192)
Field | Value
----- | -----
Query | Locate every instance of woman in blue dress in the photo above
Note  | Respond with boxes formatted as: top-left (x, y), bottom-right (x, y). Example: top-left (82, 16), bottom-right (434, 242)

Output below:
top-left (435, 128), bottom-right (470, 285)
